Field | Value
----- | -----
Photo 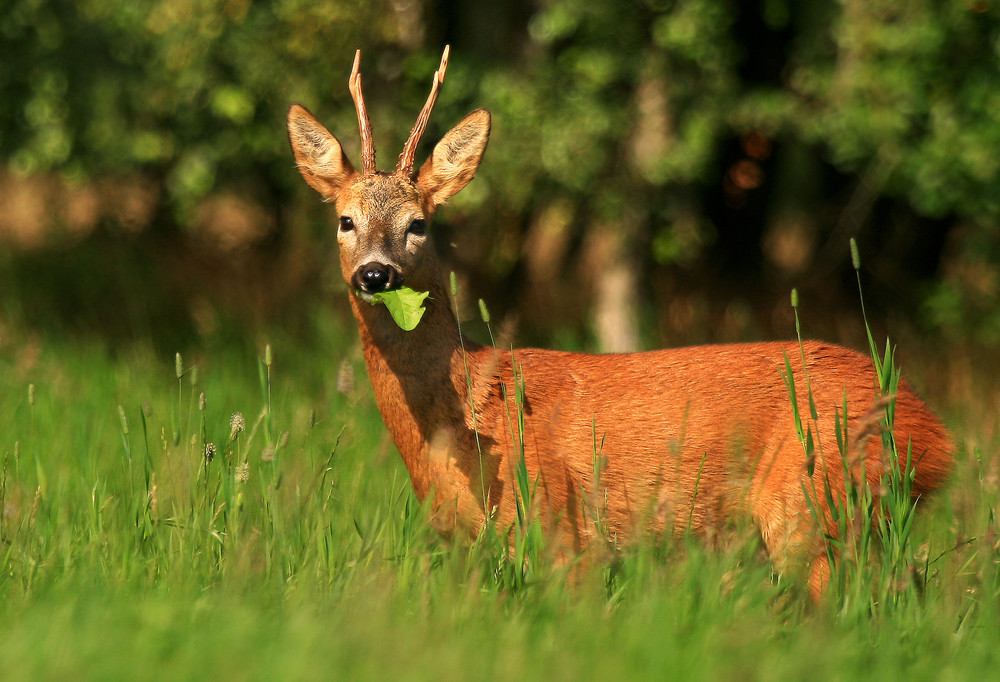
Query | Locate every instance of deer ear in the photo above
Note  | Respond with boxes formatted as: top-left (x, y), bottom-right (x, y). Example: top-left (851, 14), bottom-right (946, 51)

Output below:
top-left (287, 104), bottom-right (358, 201)
top-left (416, 109), bottom-right (490, 208)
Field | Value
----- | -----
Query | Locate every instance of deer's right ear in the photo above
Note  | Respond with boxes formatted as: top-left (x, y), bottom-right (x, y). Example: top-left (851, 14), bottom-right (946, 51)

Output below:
top-left (287, 104), bottom-right (357, 201)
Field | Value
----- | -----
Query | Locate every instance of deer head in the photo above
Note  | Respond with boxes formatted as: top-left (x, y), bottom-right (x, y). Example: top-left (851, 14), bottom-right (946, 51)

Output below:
top-left (287, 47), bottom-right (491, 302)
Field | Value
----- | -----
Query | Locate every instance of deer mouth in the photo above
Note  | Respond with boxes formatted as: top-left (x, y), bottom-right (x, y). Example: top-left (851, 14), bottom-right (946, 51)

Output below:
top-left (352, 262), bottom-right (402, 300)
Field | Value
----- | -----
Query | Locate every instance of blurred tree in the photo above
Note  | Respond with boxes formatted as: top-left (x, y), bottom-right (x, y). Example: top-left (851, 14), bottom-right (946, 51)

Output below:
top-left (0, 0), bottom-right (998, 348)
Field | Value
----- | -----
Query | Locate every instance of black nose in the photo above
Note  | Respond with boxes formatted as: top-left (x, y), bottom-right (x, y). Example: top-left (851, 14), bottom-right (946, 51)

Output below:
top-left (353, 262), bottom-right (401, 293)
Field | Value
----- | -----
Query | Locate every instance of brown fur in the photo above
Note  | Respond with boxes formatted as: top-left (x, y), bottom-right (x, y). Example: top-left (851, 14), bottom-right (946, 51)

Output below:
top-left (287, 51), bottom-right (954, 597)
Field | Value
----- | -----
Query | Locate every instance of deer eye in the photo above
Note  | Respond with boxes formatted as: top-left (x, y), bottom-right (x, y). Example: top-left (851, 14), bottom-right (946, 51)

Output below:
top-left (339, 216), bottom-right (355, 232)
top-left (407, 219), bottom-right (427, 237)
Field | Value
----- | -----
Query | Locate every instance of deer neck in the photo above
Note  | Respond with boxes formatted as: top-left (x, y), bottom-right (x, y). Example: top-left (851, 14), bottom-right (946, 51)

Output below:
top-left (348, 277), bottom-right (478, 498)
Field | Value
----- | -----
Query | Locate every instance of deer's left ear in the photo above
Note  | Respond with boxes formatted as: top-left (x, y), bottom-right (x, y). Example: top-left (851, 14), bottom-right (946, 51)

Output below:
top-left (416, 109), bottom-right (491, 208)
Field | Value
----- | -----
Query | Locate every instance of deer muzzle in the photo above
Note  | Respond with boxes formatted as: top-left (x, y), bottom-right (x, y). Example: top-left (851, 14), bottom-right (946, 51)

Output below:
top-left (353, 261), bottom-right (402, 296)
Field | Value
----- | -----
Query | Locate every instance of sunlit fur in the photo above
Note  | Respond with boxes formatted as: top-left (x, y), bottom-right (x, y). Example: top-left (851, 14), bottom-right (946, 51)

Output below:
top-left (287, 58), bottom-right (953, 598)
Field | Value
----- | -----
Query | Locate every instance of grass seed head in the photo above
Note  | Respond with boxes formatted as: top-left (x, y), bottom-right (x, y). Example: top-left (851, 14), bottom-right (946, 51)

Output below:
top-left (148, 472), bottom-right (158, 515)
top-left (229, 413), bottom-right (246, 440)
top-left (337, 358), bottom-right (355, 395)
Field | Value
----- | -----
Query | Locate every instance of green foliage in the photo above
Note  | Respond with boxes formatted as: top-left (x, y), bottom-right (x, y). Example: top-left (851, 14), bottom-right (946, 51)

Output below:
top-left (794, 1), bottom-right (1000, 218)
top-left (3, 0), bottom-right (1000, 343)
top-left (0, 317), bottom-right (998, 678)
top-left (0, 0), bottom-right (401, 204)
top-left (4, 0), bottom-right (997, 228)
top-left (364, 287), bottom-right (430, 331)
top-left (782, 246), bottom-right (946, 617)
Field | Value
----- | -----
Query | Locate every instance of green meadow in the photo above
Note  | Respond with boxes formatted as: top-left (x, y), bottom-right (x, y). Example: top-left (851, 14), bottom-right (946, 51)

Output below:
top-left (0, 299), bottom-right (997, 681)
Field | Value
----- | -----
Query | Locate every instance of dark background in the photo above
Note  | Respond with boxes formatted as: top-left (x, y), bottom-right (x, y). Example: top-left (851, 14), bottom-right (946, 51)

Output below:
top-left (1, 0), bottom-right (998, 356)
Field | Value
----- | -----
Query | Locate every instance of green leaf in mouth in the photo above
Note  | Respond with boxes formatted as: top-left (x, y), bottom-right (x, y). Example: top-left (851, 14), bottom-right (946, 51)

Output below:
top-left (359, 287), bottom-right (430, 331)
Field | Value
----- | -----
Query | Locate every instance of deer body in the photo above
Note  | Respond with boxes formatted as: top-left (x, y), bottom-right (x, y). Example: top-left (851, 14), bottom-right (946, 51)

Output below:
top-left (288, 48), bottom-right (953, 593)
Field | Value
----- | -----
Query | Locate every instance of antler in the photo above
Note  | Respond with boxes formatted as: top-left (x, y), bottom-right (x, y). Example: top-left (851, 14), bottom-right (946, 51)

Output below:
top-left (348, 50), bottom-right (377, 176)
top-left (396, 45), bottom-right (450, 178)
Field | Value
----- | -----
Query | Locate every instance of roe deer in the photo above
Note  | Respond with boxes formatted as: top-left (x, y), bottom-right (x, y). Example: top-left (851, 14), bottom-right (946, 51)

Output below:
top-left (286, 47), bottom-right (953, 595)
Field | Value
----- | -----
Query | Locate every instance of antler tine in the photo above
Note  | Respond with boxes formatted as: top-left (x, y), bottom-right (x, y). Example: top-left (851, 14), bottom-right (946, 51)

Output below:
top-left (348, 50), bottom-right (377, 175)
top-left (396, 45), bottom-right (450, 178)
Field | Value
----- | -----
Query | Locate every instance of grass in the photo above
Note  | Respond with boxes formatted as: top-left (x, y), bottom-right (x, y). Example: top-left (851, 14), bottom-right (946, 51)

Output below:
top-left (0, 298), bottom-right (998, 681)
